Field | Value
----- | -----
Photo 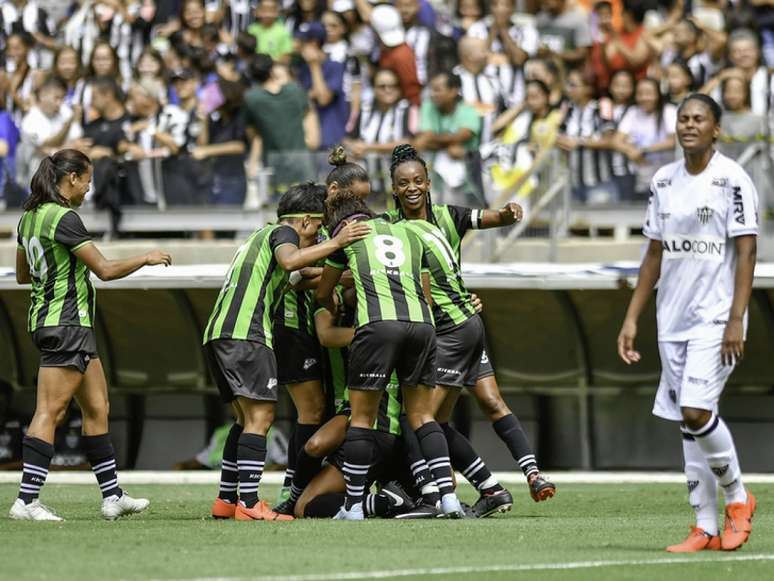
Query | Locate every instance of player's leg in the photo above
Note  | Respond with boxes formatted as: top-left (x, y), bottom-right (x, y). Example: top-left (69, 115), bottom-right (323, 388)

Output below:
top-left (435, 389), bottom-right (512, 518)
top-left (472, 373), bottom-right (556, 502)
top-left (212, 403), bottom-right (243, 518)
top-left (295, 464), bottom-right (346, 518)
top-left (679, 338), bottom-right (754, 551)
top-left (286, 379), bottom-right (326, 472)
top-left (395, 413), bottom-right (442, 517)
top-left (74, 358), bottom-right (149, 520)
top-left (10, 366), bottom-right (82, 521)
top-left (334, 388), bottom-right (382, 520)
top-left (277, 413), bottom-right (349, 515)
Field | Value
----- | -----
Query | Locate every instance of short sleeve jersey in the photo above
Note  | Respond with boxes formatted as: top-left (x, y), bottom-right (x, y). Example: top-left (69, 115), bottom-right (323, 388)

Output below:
top-left (325, 218), bottom-right (433, 329)
top-left (274, 288), bottom-right (315, 335)
top-left (17, 203), bottom-right (94, 332)
top-left (401, 219), bottom-right (476, 333)
top-left (643, 152), bottom-right (759, 341)
top-left (204, 224), bottom-right (299, 347)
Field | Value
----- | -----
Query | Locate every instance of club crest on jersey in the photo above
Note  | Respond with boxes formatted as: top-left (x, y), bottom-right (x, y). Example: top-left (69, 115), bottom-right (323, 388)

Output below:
top-left (711, 177), bottom-right (728, 188)
top-left (696, 206), bottom-right (713, 225)
top-left (687, 480), bottom-right (699, 493)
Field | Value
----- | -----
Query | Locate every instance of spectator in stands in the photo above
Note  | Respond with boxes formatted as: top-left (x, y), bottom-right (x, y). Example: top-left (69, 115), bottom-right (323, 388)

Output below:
top-left (83, 41), bottom-right (125, 122)
top-left (135, 48), bottom-right (167, 89)
top-left (454, 36), bottom-right (505, 145)
top-left (124, 79), bottom-right (169, 205)
top-left (536, 0), bottom-right (593, 67)
top-left (4, 31), bottom-right (35, 124)
top-left (244, 54), bottom-right (317, 194)
top-left (590, 0), bottom-right (650, 96)
top-left (370, 4), bottom-right (421, 107)
top-left (321, 9), bottom-right (362, 133)
top-left (664, 60), bottom-right (694, 106)
top-left (717, 72), bottom-right (769, 160)
top-left (415, 70), bottom-right (482, 206)
top-left (451, 0), bottom-right (486, 41)
top-left (193, 77), bottom-right (248, 205)
top-left (751, 0), bottom-right (774, 67)
top-left (19, 76), bottom-right (84, 185)
top-left (296, 21), bottom-right (348, 152)
top-left (52, 46), bottom-right (85, 110)
top-left (557, 68), bottom-right (616, 203)
top-left (158, 68), bottom-right (209, 205)
top-left (524, 57), bottom-right (566, 109)
top-left (0, 89), bottom-right (21, 208)
top-left (658, 18), bottom-right (715, 88)
top-left (247, 0), bottom-right (294, 64)
top-left (395, 0), bottom-right (432, 87)
top-left (0, 0), bottom-right (55, 70)
top-left (171, 0), bottom-right (209, 51)
top-left (601, 69), bottom-right (637, 201)
top-left (344, 67), bottom-right (417, 191)
top-left (614, 77), bottom-right (677, 198)
top-left (702, 28), bottom-right (774, 118)
top-left (287, 0), bottom-right (327, 35)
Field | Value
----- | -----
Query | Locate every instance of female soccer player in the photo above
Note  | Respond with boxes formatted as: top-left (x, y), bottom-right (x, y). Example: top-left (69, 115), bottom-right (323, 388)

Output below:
top-left (316, 193), bottom-right (465, 519)
top-left (205, 184), bottom-right (370, 522)
top-left (618, 94), bottom-right (758, 553)
top-left (10, 149), bottom-right (171, 521)
top-left (386, 144), bottom-right (556, 503)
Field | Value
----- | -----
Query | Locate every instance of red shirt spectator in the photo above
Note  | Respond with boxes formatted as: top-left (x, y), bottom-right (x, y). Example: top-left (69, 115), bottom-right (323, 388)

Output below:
top-left (370, 4), bottom-right (422, 106)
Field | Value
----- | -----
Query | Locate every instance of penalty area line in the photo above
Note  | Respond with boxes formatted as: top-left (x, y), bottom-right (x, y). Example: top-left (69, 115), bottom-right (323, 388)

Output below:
top-left (149, 554), bottom-right (774, 581)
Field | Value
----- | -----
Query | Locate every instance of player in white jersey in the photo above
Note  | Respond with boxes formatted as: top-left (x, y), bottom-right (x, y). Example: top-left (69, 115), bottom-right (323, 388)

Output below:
top-left (617, 94), bottom-right (758, 553)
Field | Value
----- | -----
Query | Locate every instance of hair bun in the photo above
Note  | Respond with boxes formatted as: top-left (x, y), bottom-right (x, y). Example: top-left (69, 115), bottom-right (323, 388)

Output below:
top-left (328, 145), bottom-right (348, 167)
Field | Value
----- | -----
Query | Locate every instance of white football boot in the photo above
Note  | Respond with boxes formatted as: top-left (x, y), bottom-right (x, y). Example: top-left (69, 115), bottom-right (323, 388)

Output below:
top-left (101, 493), bottom-right (150, 520)
top-left (9, 498), bottom-right (63, 521)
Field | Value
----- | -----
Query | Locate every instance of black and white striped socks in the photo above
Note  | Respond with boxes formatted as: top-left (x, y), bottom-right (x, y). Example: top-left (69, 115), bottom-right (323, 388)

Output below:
top-left (341, 427), bottom-right (374, 510)
top-left (416, 422), bottom-right (455, 496)
top-left (82, 434), bottom-right (122, 500)
top-left (493, 414), bottom-right (539, 478)
top-left (18, 436), bottom-right (53, 504)
top-left (237, 433), bottom-right (267, 508)
top-left (218, 423), bottom-right (243, 503)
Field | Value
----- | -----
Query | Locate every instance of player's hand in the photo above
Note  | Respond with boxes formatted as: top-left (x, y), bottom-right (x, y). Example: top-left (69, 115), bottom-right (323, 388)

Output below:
top-left (145, 250), bottom-right (172, 267)
top-left (721, 318), bottom-right (744, 366)
top-left (333, 221), bottom-right (371, 248)
top-left (470, 293), bottom-right (483, 313)
top-left (500, 202), bottom-right (524, 225)
top-left (617, 319), bottom-right (641, 365)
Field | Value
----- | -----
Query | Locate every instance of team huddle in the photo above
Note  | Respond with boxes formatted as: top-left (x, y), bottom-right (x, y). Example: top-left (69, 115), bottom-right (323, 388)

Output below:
top-left (8, 93), bottom-right (759, 552)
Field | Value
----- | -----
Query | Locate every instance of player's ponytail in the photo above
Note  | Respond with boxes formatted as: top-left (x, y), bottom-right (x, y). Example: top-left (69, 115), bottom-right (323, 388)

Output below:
top-left (25, 149), bottom-right (92, 211)
top-left (325, 145), bottom-right (369, 193)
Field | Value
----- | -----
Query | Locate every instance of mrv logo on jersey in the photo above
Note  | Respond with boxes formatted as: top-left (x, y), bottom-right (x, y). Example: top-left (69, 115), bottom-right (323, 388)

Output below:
top-left (662, 235), bottom-right (725, 262)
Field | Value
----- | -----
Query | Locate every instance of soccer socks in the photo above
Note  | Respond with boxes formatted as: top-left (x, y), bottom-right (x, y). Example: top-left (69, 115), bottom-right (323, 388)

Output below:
top-left (281, 426), bottom-right (297, 490)
top-left (237, 433), bottom-right (267, 508)
top-left (682, 429), bottom-right (719, 536)
top-left (289, 448), bottom-right (323, 503)
top-left (218, 423), bottom-right (243, 503)
top-left (82, 434), bottom-right (123, 500)
top-left (341, 427), bottom-right (375, 510)
top-left (400, 415), bottom-right (440, 505)
top-left (304, 493), bottom-right (345, 518)
top-left (441, 423), bottom-right (502, 494)
top-left (493, 414), bottom-right (539, 479)
top-left (18, 436), bottom-right (54, 504)
top-left (685, 414), bottom-right (747, 505)
top-left (415, 422), bottom-right (454, 496)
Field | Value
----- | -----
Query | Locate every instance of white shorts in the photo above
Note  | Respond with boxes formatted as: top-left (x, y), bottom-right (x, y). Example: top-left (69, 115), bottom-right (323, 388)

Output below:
top-left (652, 338), bottom-right (735, 422)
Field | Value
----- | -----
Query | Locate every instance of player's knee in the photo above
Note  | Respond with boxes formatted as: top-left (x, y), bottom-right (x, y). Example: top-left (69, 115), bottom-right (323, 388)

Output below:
top-left (478, 392), bottom-right (509, 420)
top-left (681, 407), bottom-right (712, 431)
top-left (304, 435), bottom-right (326, 458)
top-left (405, 411), bottom-right (433, 431)
top-left (297, 407), bottom-right (325, 425)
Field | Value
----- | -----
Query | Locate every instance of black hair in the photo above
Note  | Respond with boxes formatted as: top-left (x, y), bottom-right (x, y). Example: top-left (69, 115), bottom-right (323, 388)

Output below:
top-left (25, 149), bottom-right (92, 211)
top-left (325, 146), bottom-right (369, 189)
top-left (678, 93), bottom-right (723, 124)
top-left (290, 0), bottom-right (327, 33)
top-left (389, 144), bottom-right (437, 225)
top-left (53, 46), bottom-right (82, 81)
top-left (622, 0), bottom-right (647, 24)
top-left (216, 77), bottom-right (245, 116)
top-left (91, 76), bottom-right (124, 102)
top-left (277, 181), bottom-right (327, 220)
top-left (637, 77), bottom-right (667, 134)
top-left (36, 75), bottom-right (67, 97)
top-left (87, 40), bottom-right (120, 78)
top-left (609, 69), bottom-right (636, 104)
top-left (237, 31), bottom-right (258, 55)
top-left (454, 0), bottom-right (486, 19)
top-left (7, 30), bottom-right (34, 50)
top-left (181, 0), bottom-right (205, 27)
top-left (433, 70), bottom-right (462, 91)
top-left (666, 59), bottom-right (695, 92)
top-left (250, 53), bottom-right (274, 84)
top-left (324, 192), bottom-right (375, 234)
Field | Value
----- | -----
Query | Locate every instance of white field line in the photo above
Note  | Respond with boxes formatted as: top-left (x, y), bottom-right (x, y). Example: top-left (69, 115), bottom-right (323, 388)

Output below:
top-left (148, 554), bottom-right (774, 581)
top-left (3, 470), bottom-right (774, 485)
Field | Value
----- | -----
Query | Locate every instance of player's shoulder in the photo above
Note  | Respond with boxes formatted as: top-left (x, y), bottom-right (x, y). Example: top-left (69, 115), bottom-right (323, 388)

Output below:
top-left (651, 159), bottom-right (684, 192)
top-left (710, 152), bottom-right (752, 184)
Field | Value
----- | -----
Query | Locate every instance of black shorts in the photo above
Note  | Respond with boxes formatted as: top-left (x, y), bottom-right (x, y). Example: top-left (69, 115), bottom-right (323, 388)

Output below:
top-left (32, 326), bottom-right (98, 374)
top-left (328, 430), bottom-right (397, 483)
top-left (348, 321), bottom-right (436, 389)
top-left (273, 326), bottom-right (322, 384)
top-left (477, 334), bottom-right (495, 381)
top-left (203, 340), bottom-right (279, 403)
top-left (436, 315), bottom-right (486, 388)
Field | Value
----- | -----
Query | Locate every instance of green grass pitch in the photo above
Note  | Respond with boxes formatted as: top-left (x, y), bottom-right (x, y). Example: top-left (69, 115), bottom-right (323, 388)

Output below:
top-left (1, 482), bottom-right (771, 581)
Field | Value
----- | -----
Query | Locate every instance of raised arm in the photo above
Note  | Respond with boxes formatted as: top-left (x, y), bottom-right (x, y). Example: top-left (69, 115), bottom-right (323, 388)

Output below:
top-left (74, 243), bottom-right (172, 281)
top-left (480, 202), bottom-right (524, 228)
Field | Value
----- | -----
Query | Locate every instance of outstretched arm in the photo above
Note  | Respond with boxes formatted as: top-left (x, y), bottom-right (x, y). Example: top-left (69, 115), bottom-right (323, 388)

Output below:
top-left (480, 203), bottom-right (524, 228)
top-left (74, 243), bottom-right (171, 281)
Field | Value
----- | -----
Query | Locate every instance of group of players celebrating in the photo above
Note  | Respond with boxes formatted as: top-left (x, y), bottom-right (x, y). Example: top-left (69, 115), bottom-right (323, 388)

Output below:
top-left (9, 93), bottom-right (758, 553)
top-left (205, 143), bottom-right (555, 521)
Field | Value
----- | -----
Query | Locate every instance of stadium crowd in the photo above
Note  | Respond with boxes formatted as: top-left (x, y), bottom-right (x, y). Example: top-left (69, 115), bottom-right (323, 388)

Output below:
top-left (0, 0), bottom-right (772, 213)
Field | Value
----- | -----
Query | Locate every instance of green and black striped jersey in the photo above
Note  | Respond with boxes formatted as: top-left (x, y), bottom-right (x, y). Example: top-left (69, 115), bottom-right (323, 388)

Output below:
top-left (204, 224), bottom-right (299, 347)
top-left (401, 219), bottom-right (476, 333)
top-left (326, 218), bottom-right (433, 329)
top-left (274, 289), bottom-right (315, 335)
top-left (17, 203), bottom-right (95, 332)
top-left (383, 204), bottom-right (483, 262)
top-left (315, 299), bottom-right (402, 436)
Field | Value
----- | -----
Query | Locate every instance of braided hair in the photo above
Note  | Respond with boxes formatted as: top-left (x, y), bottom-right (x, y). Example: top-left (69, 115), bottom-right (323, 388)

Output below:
top-left (389, 144), bottom-right (437, 225)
